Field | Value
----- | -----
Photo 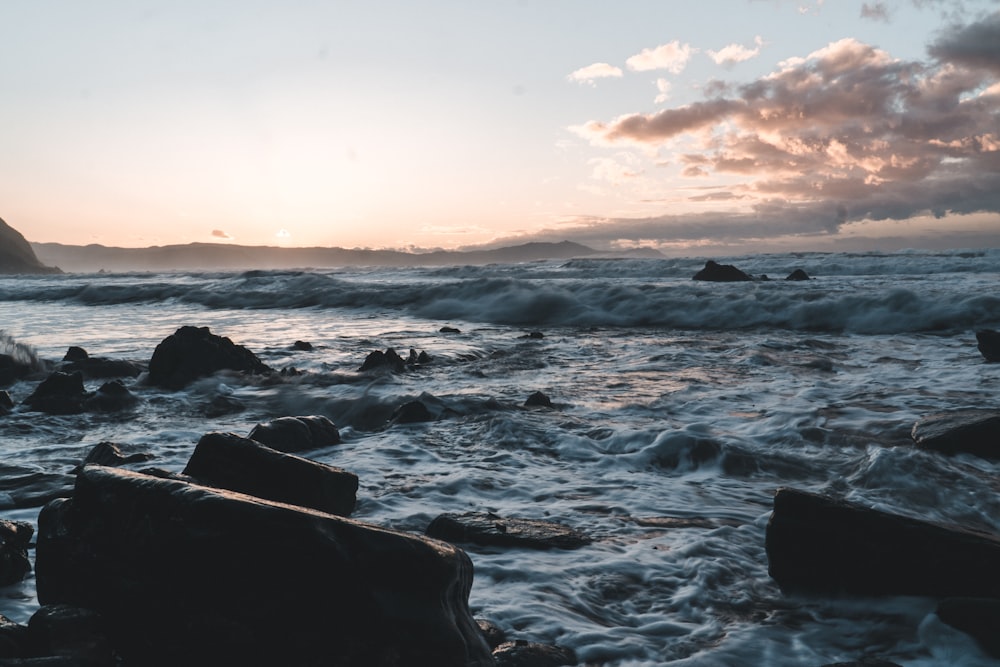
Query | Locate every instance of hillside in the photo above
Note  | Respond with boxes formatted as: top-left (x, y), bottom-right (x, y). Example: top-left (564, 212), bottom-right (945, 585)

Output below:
top-left (0, 218), bottom-right (61, 274)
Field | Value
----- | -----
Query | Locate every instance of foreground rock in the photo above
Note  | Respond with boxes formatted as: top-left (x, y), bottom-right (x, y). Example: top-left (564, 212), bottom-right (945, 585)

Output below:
top-left (0, 217), bottom-right (61, 275)
top-left (428, 512), bottom-right (591, 550)
top-left (36, 466), bottom-right (492, 667)
top-left (911, 410), bottom-right (1000, 460)
top-left (146, 326), bottom-right (273, 390)
top-left (493, 640), bottom-right (577, 666)
top-left (692, 260), bottom-right (752, 282)
top-left (976, 329), bottom-right (1000, 362)
top-left (246, 415), bottom-right (341, 453)
top-left (0, 520), bottom-right (33, 586)
top-left (22, 372), bottom-right (88, 415)
top-left (183, 432), bottom-right (358, 516)
top-left (765, 487), bottom-right (1000, 598)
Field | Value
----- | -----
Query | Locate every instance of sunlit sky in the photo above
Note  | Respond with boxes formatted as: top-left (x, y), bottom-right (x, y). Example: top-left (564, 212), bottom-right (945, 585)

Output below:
top-left (3, 0), bottom-right (1000, 253)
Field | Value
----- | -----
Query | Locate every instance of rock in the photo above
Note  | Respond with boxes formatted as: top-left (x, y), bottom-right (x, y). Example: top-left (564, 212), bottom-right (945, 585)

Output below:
top-left (440, 326), bottom-right (461, 334)
top-left (246, 415), bottom-right (341, 453)
top-left (36, 466), bottom-right (491, 667)
top-left (427, 512), bottom-right (591, 550)
top-left (524, 391), bottom-right (552, 408)
top-left (73, 442), bottom-right (154, 473)
top-left (0, 520), bottom-right (32, 587)
top-left (61, 355), bottom-right (143, 380)
top-left (519, 332), bottom-right (545, 340)
top-left (692, 260), bottom-right (752, 282)
top-left (61, 348), bottom-right (88, 363)
top-left (358, 348), bottom-right (407, 373)
top-left (291, 340), bottom-right (313, 351)
top-left (202, 394), bottom-right (245, 418)
top-left (976, 329), bottom-right (1000, 362)
top-left (476, 619), bottom-right (507, 650)
top-left (146, 326), bottom-right (272, 390)
top-left (786, 269), bottom-right (811, 281)
top-left (0, 217), bottom-right (61, 275)
top-left (22, 372), bottom-right (88, 415)
top-left (26, 605), bottom-right (113, 665)
top-left (911, 410), bottom-right (1000, 459)
top-left (935, 597), bottom-right (1000, 659)
top-left (492, 640), bottom-right (577, 667)
top-left (765, 487), bottom-right (1000, 598)
top-left (0, 613), bottom-right (30, 658)
top-left (391, 400), bottom-right (434, 424)
top-left (182, 432), bottom-right (358, 516)
top-left (0, 390), bottom-right (12, 413)
top-left (819, 660), bottom-right (902, 667)
top-left (83, 381), bottom-right (138, 412)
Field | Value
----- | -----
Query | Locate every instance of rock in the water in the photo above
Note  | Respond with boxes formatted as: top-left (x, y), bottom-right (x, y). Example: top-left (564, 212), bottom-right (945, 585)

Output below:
top-left (183, 432), bottom-right (358, 516)
top-left (61, 347), bottom-right (88, 363)
top-left (83, 381), bottom-right (138, 412)
top-left (476, 619), bottom-right (508, 650)
top-left (0, 391), bottom-right (12, 414)
top-left (0, 520), bottom-right (33, 587)
top-left (74, 442), bottom-right (154, 473)
top-left (427, 512), bottom-right (591, 550)
top-left (246, 415), bottom-right (341, 453)
top-left (492, 640), bottom-right (577, 667)
top-left (786, 269), bottom-right (811, 281)
top-left (819, 660), bottom-right (903, 667)
top-left (911, 410), bottom-right (1000, 459)
top-left (0, 612), bottom-right (30, 659)
top-left (524, 391), bottom-right (552, 408)
top-left (146, 326), bottom-right (272, 390)
top-left (692, 260), bottom-right (752, 282)
top-left (935, 597), bottom-right (1000, 659)
top-left (358, 348), bottom-right (407, 372)
top-left (61, 354), bottom-right (143, 379)
top-left (22, 372), bottom-right (88, 415)
top-left (976, 329), bottom-right (1000, 362)
top-left (291, 340), bottom-right (313, 351)
top-left (440, 326), bottom-right (461, 334)
top-left (0, 217), bottom-right (61, 275)
top-left (765, 487), bottom-right (1000, 598)
top-left (36, 466), bottom-right (492, 667)
top-left (391, 400), bottom-right (434, 424)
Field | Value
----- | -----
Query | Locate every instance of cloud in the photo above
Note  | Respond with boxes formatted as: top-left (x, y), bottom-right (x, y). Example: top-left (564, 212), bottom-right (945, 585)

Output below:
top-left (860, 2), bottom-right (891, 21)
top-left (211, 229), bottom-right (233, 240)
top-left (654, 79), bottom-right (672, 104)
top-left (567, 62), bottom-right (624, 85)
top-left (928, 10), bottom-right (1000, 73)
top-left (707, 36), bottom-right (764, 66)
top-left (626, 41), bottom-right (695, 73)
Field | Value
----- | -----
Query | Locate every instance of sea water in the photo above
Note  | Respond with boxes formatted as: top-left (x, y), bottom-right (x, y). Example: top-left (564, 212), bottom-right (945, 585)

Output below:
top-left (1, 249), bottom-right (999, 666)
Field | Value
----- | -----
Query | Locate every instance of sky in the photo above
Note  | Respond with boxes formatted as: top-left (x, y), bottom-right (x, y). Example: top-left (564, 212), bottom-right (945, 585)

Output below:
top-left (2, 0), bottom-right (999, 254)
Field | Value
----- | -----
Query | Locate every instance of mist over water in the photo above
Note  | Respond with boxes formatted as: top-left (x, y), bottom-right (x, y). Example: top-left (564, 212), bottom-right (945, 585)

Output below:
top-left (1, 249), bottom-right (999, 665)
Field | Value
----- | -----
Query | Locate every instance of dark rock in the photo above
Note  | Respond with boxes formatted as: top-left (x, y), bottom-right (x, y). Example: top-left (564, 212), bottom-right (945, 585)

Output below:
top-left (61, 356), bottom-right (143, 380)
top-left (0, 613), bottom-right (30, 659)
top-left (36, 466), bottom-right (491, 667)
top-left (22, 372), bottom-right (88, 415)
top-left (524, 391), bottom-right (552, 408)
top-left (427, 512), bottom-right (591, 550)
top-left (183, 432), bottom-right (358, 516)
top-left (0, 391), bottom-right (12, 413)
top-left (246, 415), bottom-right (341, 453)
top-left (61, 348), bottom-right (88, 363)
top-left (476, 618), bottom-right (508, 650)
top-left (492, 640), bottom-right (577, 667)
top-left (440, 326), bottom-right (461, 334)
top-left (911, 410), bottom-right (1000, 459)
top-left (418, 350), bottom-right (432, 364)
top-left (786, 269), bottom-right (811, 281)
top-left (358, 348), bottom-right (407, 372)
top-left (976, 329), bottom-right (1000, 362)
top-left (520, 332), bottom-right (545, 339)
top-left (0, 520), bottom-right (32, 587)
top-left (391, 400), bottom-right (434, 424)
top-left (146, 326), bottom-right (272, 390)
top-left (0, 355), bottom-right (33, 387)
top-left (936, 597), bottom-right (1000, 658)
top-left (82, 381), bottom-right (138, 413)
top-left (692, 260), bottom-right (752, 282)
top-left (291, 340), bottom-right (313, 351)
top-left (0, 217), bottom-right (61, 275)
top-left (765, 487), bottom-right (1000, 598)
top-left (202, 394), bottom-right (245, 418)
top-left (27, 605), bottom-right (113, 665)
top-left (74, 442), bottom-right (154, 473)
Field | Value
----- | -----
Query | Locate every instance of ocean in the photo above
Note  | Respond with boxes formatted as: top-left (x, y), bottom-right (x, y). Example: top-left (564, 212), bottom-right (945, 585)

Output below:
top-left (1, 248), bottom-right (999, 666)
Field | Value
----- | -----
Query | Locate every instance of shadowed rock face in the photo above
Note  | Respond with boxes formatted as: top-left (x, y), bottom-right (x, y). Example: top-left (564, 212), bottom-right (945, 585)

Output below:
top-left (0, 218), bottom-right (60, 275)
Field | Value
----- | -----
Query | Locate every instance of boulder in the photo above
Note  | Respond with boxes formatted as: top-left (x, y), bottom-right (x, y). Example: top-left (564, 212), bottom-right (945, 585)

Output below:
top-left (391, 400), bottom-right (434, 424)
top-left (291, 340), bottom-right (314, 351)
top-left (765, 487), bottom-right (1000, 598)
top-left (22, 372), bottom-right (88, 415)
top-left (935, 597), bottom-right (1000, 659)
top-left (476, 619), bottom-right (507, 650)
top-left (0, 520), bottom-right (33, 587)
top-left (0, 217), bottom-right (60, 275)
top-left (146, 326), bottom-right (272, 390)
top-left (358, 348), bottom-right (407, 373)
top-left (786, 269), bottom-right (811, 281)
top-left (976, 329), bottom-right (1000, 362)
top-left (524, 391), bottom-right (552, 408)
top-left (0, 613), bottom-right (30, 658)
top-left (440, 326), bottom-right (461, 334)
top-left (83, 381), bottom-right (138, 412)
top-left (692, 260), bottom-right (752, 282)
top-left (911, 410), bottom-right (1000, 459)
top-left (427, 512), bottom-right (591, 550)
top-left (35, 466), bottom-right (493, 667)
top-left (182, 432), bottom-right (358, 517)
top-left (492, 640), bottom-right (577, 667)
top-left (246, 415), bottom-right (341, 453)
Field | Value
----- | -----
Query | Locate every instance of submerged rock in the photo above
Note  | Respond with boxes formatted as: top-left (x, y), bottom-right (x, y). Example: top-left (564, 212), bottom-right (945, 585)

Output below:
top-left (786, 269), bottom-right (811, 281)
top-left (692, 260), bottom-right (752, 282)
top-left (911, 410), bottom-right (1000, 460)
top-left (146, 326), bottom-right (272, 390)
top-left (976, 329), bottom-right (1000, 362)
top-left (36, 466), bottom-right (492, 667)
top-left (291, 340), bottom-right (314, 351)
top-left (247, 415), bottom-right (341, 453)
top-left (765, 487), bottom-right (1000, 598)
top-left (427, 512), bottom-right (591, 550)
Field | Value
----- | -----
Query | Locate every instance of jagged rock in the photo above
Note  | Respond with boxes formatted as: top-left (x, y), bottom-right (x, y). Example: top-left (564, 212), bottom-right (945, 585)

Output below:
top-left (0, 520), bottom-right (32, 587)
top-left (692, 260), bottom-right (752, 282)
top-left (61, 348), bottom-right (88, 363)
top-left (26, 605), bottom-right (113, 665)
top-left (524, 391), bottom-right (552, 408)
top-left (358, 348), bottom-right (407, 372)
top-left (246, 415), bottom-right (341, 453)
top-left (911, 410), bottom-right (1000, 459)
top-left (35, 466), bottom-right (492, 667)
top-left (786, 269), bottom-right (811, 281)
top-left (391, 400), bottom-right (434, 424)
top-left (146, 326), bottom-right (272, 390)
top-left (22, 372), bottom-right (88, 415)
top-left (765, 487), bottom-right (1000, 598)
top-left (427, 512), bottom-right (591, 550)
top-left (492, 640), bottom-right (577, 667)
top-left (182, 432), bottom-right (358, 516)
top-left (0, 217), bottom-right (60, 275)
top-left (976, 329), bottom-right (1000, 362)
top-left (83, 381), bottom-right (138, 412)
top-left (935, 597), bottom-right (1000, 659)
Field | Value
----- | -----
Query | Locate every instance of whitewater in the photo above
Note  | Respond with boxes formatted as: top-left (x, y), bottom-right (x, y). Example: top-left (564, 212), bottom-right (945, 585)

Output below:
top-left (1, 248), bottom-right (999, 666)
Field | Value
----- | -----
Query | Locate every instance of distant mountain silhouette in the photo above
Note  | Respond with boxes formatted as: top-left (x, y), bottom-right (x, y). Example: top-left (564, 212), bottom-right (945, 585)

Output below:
top-left (0, 218), bottom-right (61, 274)
top-left (31, 239), bottom-right (663, 273)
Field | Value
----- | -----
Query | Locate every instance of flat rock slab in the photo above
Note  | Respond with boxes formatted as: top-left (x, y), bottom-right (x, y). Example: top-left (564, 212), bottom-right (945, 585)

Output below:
top-left (427, 512), bottom-right (591, 550)
top-left (911, 410), bottom-right (1000, 459)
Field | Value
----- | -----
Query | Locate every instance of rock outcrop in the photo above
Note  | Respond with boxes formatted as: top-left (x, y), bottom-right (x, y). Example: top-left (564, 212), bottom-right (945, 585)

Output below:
top-left (0, 218), bottom-right (60, 275)
top-left (146, 326), bottom-right (272, 390)
top-left (910, 410), bottom-right (1000, 460)
top-left (692, 260), bottom-right (752, 282)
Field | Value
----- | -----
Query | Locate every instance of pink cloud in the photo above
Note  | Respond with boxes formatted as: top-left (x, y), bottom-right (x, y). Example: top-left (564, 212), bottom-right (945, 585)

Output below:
top-left (626, 41), bottom-right (695, 73)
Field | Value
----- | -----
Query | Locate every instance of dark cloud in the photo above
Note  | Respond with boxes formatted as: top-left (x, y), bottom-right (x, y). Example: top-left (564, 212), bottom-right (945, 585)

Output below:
top-left (860, 2), bottom-right (891, 21)
top-left (928, 11), bottom-right (1000, 73)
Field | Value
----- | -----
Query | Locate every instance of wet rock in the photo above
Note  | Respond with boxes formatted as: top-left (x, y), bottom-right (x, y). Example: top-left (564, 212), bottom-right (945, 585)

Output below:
top-left (476, 618), bottom-right (508, 650)
top-left (391, 400), bottom-right (434, 424)
top-left (786, 269), bottom-right (811, 281)
top-left (0, 355), bottom-right (33, 387)
top-left (61, 348), bottom-right (88, 363)
top-left (692, 260), bottom-right (752, 282)
top-left (202, 394), bottom-right (245, 418)
top-left (440, 326), bottom-right (461, 334)
top-left (146, 326), bottom-right (272, 390)
top-left (492, 640), bottom-right (577, 667)
top-left (358, 348), bottom-right (407, 372)
top-left (0, 614), bottom-right (30, 659)
top-left (765, 487), bottom-right (1000, 598)
top-left (291, 340), bottom-right (313, 351)
top-left (36, 466), bottom-right (491, 667)
top-left (0, 520), bottom-right (32, 586)
top-left (83, 381), bottom-right (138, 412)
top-left (0, 391), bottom-right (12, 414)
top-left (911, 409), bottom-right (1000, 460)
top-left (935, 597), bottom-right (1000, 659)
top-left (183, 432), bottom-right (358, 516)
top-left (976, 329), bottom-right (1000, 362)
top-left (60, 348), bottom-right (143, 379)
top-left (427, 512), bottom-right (591, 550)
top-left (22, 372), bottom-right (88, 415)
top-left (27, 605), bottom-right (113, 665)
top-left (74, 442), bottom-right (154, 473)
top-left (247, 415), bottom-right (341, 453)
top-left (520, 331), bottom-right (545, 339)
top-left (524, 391), bottom-right (552, 408)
